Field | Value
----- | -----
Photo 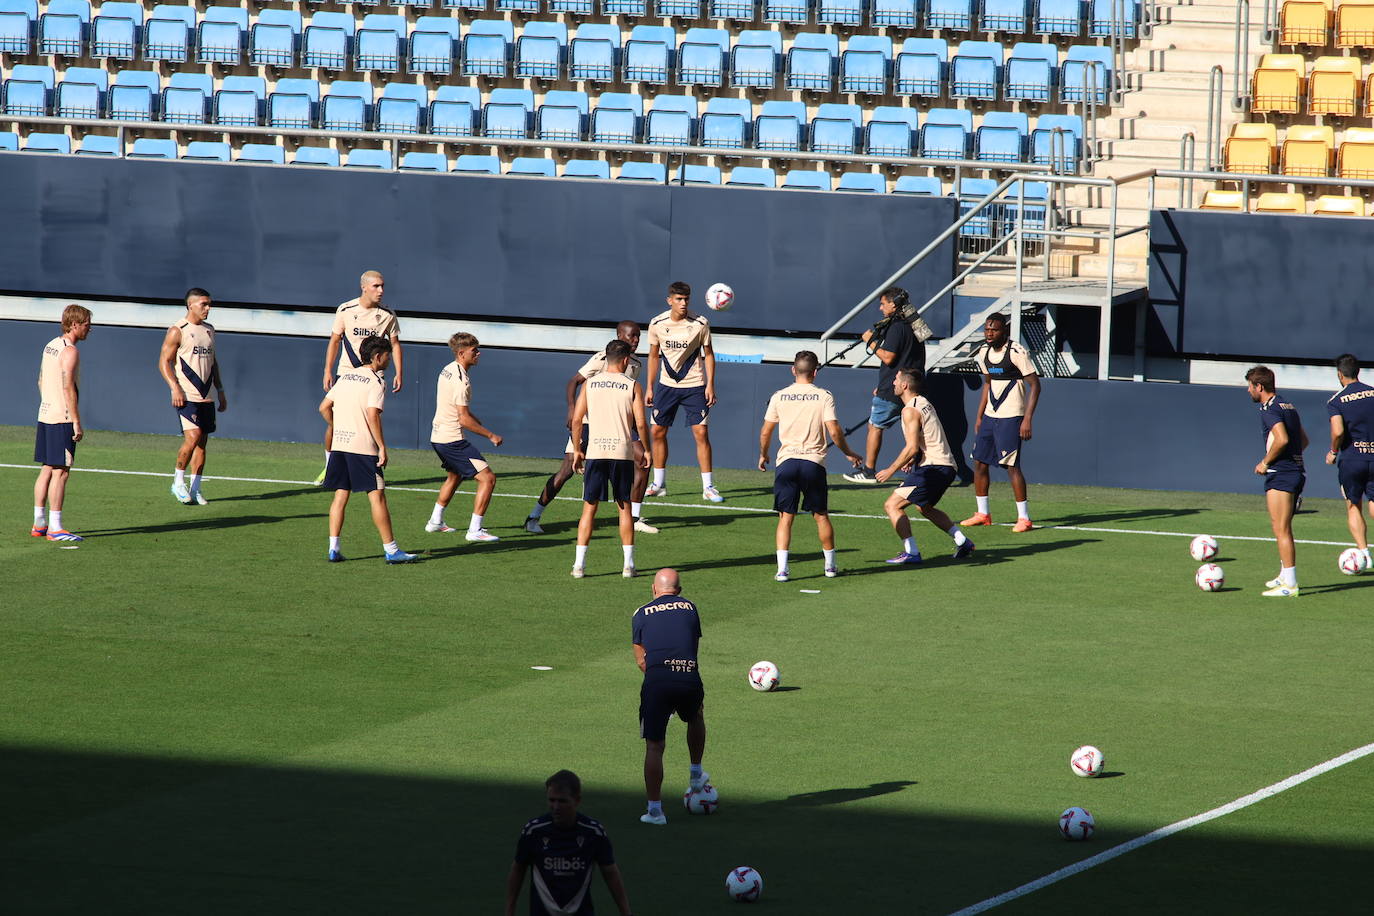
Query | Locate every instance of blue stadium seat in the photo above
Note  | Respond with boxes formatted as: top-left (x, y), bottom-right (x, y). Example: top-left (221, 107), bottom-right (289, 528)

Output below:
top-left (430, 85), bottom-right (480, 136)
top-left (1030, 113), bottom-right (1082, 169)
top-left (787, 32), bottom-right (837, 92)
top-left (1061, 45), bottom-right (1112, 104)
top-left (509, 156), bottom-right (556, 177)
top-left (77, 134), bottom-right (120, 155)
top-left (293, 145), bottom-right (341, 167)
top-left (956, 177), bottom-right (998, 237)
top-left (1005, 41), bottom-right (1057, 103)
top-left (658, 0), bottom-right (702, 17)
top-left (321, 80), bottom-right (372, 131)
top-left (731, 29), bottom-right (781, 90)
top-left (409, 16), bottom-right (459, 76)
top-left (400, 151), bottom-right (448, 172)
top-left (250, 8), bottom-right (300, 67)
top-left (625, 25), bottom-right (673, 85)
top-left (238, 142), bottom-right (286, 164)
top-left (356, 13), bottom-right (405, 72)
top-left (56, 66), bottom-right (105, 119)
top-left (591, 91), bottom-right (644, 144)
top-left (950, 40), bottom-right (1002, 100)
top-left (982, 0), bottom-right (1029, 32)
top-left (127, 136), bottom-right (176, 158)
top-left (214, 75), bottom-right (264, 127)
top-left (395, 0), bottom-right (432, 9)
top-left (678, 27), bottom-right (728, 87)
top-left (463, 19), bottom-right (512, 77)
top-left (563, 158), bottom-right (611, 179)
top-left (1090, 0), bottom-right (1138, 37)
top-left (454, 153), bottom-right (500, 173)
top-left (838, 171), bottom-right (885, 192)
top-left (25, 132), bottom-right (72, 154)
top-left (3, 64), bottom-right (54, 116)
top-left (0, 130), bottom-right (17, 150)
top-left (377, 81), bottom-right (427, 133)
top-left (347, 148), bottom-right (392, 168)
top-left (143, 4), bottom-right (194, 63)
top-left (0, 0), bottom-right (36, 55)
top-left (162, 71), bottom-right (211, 124)
top-left (728, 166), bottom-right (776, 187)
top-left (549, 0), bottom-right (590, 11)
top-left (895, 37), bottom-right (945, 97)
top-left (497, 0), bottom-right (540, 12)
top-left (484, 87), bottom-right (534, 138)
top-left (865, 106), bottom-right (918, 156)
top-left (109, 68), bottom-right (158, 120)
top-left (755, 99), bottom-right (805, 152)
top-left (39, 0), bottom-right (89, 58)
top-left (604, 0), bottom-right (647, 13)
top-left (928, 0), bottom-right (973, 30)
top-left (818, 0), bottom-right (862, 25)
top-left (91, 1), bottom-right (141, 60)
top-left (701, 97), bottom-right (751, 149)
top-left (871, 0), bottom-right (917, 27)
top-left (646, 94), bottom-right (697, 146)
top-left (841, 35), bottom-right (891, 95)
top-left (197, 6), bottom-right (245, 65)
top-left (810, 102), bottom-right (861, 154)
top-left (920, 108), bottom-right (972, 159)
top-left (710, 0), bottom-right (756, 19)
top-left (1036, 0), bottom-right (1083, 37)
top-left (619, 160), bottom-right (666, 182)
top-left (677, 163), bottom-right (721, 184)
top-left (268, 77), bottom-right (319, 129)
top-left (445, 0), bottom-right (490, 9)
top-left (764, 0), bottom-right (809, 24)
top-left (783, 169), bottom-right (830, 191)
top-left (976, 110), bottom-right (1028, 162)
top-left (570, 23), bottom-right (619, 83)
top-left (183, 140), bottom-right (230, 161)
top-left (516, 21), bottom-right (566, 80)
top-left (894, 174), bottom-right (944, 195)
top-left (538, 89), bottom-right (588, 141)
top-left (302, 11), bottom-right (354, 70)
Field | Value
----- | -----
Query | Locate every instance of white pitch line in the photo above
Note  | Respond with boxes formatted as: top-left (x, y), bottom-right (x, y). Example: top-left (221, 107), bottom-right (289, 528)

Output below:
top-left (946, 740), bottom-right (1374, 916)
top-left (0, 463), bottom-right (1353, 546)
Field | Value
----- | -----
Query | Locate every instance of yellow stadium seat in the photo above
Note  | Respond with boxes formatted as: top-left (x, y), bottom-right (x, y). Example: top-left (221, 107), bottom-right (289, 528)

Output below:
top-left (1252, 54), bottom-right (1306, 113)
top-left (1311, 193), bottom-right (1365, 214)
top-left (1338, 125), bottom-right (1374, 178)
top-left (1282, 124), bottom-right (1335, 176)
top-left (1280, 0), bottom-right (1332, 45)
top-left (1254, 192), bottom-right (1308, 213)
top-left (1336, 1), bottom-right (1374, 48)
top-left (1309, 56), bottom-right (1363, 116)
top-left (1200, 189), bottom-right (1246, 211)
top-left (1224, 123), bottom-right (1279, 174)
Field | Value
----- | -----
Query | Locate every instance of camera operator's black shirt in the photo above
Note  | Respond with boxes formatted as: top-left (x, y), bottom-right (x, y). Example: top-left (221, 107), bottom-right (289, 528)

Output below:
top-left (875, 319), bottom-right (925, 404)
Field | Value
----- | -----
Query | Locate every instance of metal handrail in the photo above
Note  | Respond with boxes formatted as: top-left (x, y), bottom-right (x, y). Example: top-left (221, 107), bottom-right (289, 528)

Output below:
top-left (1205, 65), bottom-right (1224, 169)
top-left (1155, 166), bottom-right (1374, 208)
top-left (1262, 0), bottom-right (1277, 43)
top-left (1178, 132), bottom-right (1196, 207)
top-left (1081, 61), bottom-right (1101, 173)
top-left (1233, 0), bottom-right (1251, 111)
top-left (1111, 0), bottom-right (1127, 105)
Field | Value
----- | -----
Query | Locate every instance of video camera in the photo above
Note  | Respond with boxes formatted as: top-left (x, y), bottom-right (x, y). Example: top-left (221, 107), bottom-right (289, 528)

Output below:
top-left (871, 287), bottom-right (934, 344)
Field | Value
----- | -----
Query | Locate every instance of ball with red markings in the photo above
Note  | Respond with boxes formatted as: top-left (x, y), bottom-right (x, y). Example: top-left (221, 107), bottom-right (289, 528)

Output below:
top-left (725, 866), bottom-right (763, 902)
top-left (1070, 745), bottom-right (1105, 778)
top-left (1059, 806), bottom-right (1095, 841)
top-left (1195, 563), bottom-right (1224, 591)
top-left (1338, 548), bottom-right (1368, 575)
top-left (748, 661), bottom-right (780, 692)
top-left (1189, 535), bottom-right (1218, 562)
top-left (706, 282), bottom-right (734, 311)
top-left (683, 784), bottom-right (719, 815)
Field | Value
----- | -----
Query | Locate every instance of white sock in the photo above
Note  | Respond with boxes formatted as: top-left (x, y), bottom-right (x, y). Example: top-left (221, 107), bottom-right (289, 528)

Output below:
top-left (776, 549), bottom-right (789, 572)
top-left (976, 495), bottom-right (990, 515)
top-left (174, 468), bottom-right (186, 487)
top-left (34, 506), bottom-right (46, 526)
top-left (823, 548), bottom-right (835, 567)
top-left (701, 472), bottom-right (714, 489)
top-left (1016, 500), bottom-right (1030, 520)
top-left (948, 526), bottom-right (968, 546)
top-left (50, 510), bottom-right (63, 531)
top-left (1280, 566), bottom-right (1297, 587)
top-left (903, 536), bottom-right (917, 555)
top-left (329, 536), bottom-right (340, 551)
top-left (652, 467), bottom-right (666, 487)
top-left (468, 514), bottom-right (483, 533)
top-left (324, 450), bottom-right (331, 463)
top-left (383, 540), bottom-right (399, 554)
top-left (189, 474), bottom-right (202, 495)
top-left (575, 544), bottom-right (589, 568)
top-left (529, 502), bottom-right (545, 520)
top-left (623, 544), bottom-right (635, 566)
top-left (429, 503), bottom-right (445, 526)
top-left (631, 501), bottom-right (643, 518)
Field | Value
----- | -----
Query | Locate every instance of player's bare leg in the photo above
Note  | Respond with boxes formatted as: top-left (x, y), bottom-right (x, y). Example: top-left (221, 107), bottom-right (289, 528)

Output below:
top-left (526, 455), bottom-right (576, 533)
top-left (814, 512), bottom-right (835, 550)
top-left (630, 457), bottom-right (658, 533)
top-left (33, 466), bottom-right (70, 535)
top-left (328, 490), bottom-right (350, 538)
top-left (643, 738), bottom-right (666, 807)
top-left (1347, 500), bottom-right (1369, 551)
top-left (572, 501), bottom-right (598, 576)
top-left (962, 460), bottom-right (994, 527)
top-left (694, 425), bottom-right (723, 502)
top-left (172, 429), bottom-right (206, 504)
top-left (1262, 489), bottom-right (1299, 595)
top-left (617, 500), bottom-right (636, 576)
top-left (919, 502), bottom-right (975, 558)
top-left (774, 512), bottom-right (795, 581)
top-left (428, 471), bottom-right (463, 533)
top-left (864, 424), bottom-right (883, 474)
top-left (1006, 464), bottom-right (1033, 532)
top-left (463, 467), bottom-right (499, 542)
top-left (686, 708), bottom-right (705, 767)
top-left (650, 426), bottom-right (669, 484)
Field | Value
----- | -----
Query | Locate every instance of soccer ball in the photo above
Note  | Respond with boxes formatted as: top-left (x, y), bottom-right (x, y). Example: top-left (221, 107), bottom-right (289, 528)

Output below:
top-left (1059, 806), bottom-right (1095, 841)
top-left (1070, 745), bottom-right (1105, 778)
top-left (1189, 535), bottom-right (1218, 562)
top-left (683, 784), bottom-right (719, 815)
top-left (1338, 548), bottom-right (1368, 575)
top-left (706, 282), bottom-right (734, 311)
top-left (725, 866), bottom-right (763, 902)
top-left (1195, 563), bottom-right (1224, 592)
top-left (748, 661), bottom-right (780, 692)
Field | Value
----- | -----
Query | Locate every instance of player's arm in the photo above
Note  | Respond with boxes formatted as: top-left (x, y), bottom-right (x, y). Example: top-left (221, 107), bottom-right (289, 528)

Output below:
top-left (455, 406), bottom-right (503, 448)
top-left (570, 388), bottom-right (589, 474)
top-left (633, 643), bottom-right (647, 672)
top-left (157, 325), bottom-right (186, 408)
top-left (645, 343), bottom-right (660, 406)
top-left (503, 861), bottom-right (527, 916)
top-left (388, 334), bottom-right (402, 393)
top-left (631, 383), bottom-right (650, 469)
top-left (972, 373), bottom-right (991, 432)
top-left (565, 371), bottom-right (588, 429)
top-left (877, 406), bottom-right (923, 483)
top-left (59, 345), bottom-right (83, 442)
top-left (599, 862), bottom-right (633, 916)
top-left (1256, 419), bottom-right (1290, 474)
top-left (211, 362), bottom-right (227, 412)
top-left (1329, 414), bottom-right (1346, 464)
top-left (363, 405), bottom-right (387, 468)
top-left (1021, 371), bottom-right (1041, 440)
top-left (323, 333), bottom-right (342, 392)
top-left (758, 419), bottom-right (777, 471)
top-left (825, 419), bottom-right (863, 467)
top-left (703, 343), bottom-right (716, 407)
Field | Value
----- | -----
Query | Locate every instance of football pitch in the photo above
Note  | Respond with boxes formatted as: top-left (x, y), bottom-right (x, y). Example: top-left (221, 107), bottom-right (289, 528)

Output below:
top-left (3, 425), bottom-right (1372, 914)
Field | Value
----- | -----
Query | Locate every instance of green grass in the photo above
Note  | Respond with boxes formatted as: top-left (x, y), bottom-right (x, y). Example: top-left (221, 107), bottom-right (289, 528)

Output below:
top-left (2, 425), bottom-right (1372, 914)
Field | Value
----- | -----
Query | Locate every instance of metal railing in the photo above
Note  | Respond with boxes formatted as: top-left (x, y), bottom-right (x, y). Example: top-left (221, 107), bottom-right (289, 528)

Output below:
top-left (1157, 167), bottom-right (1374, 210)
top-left (1233, 0), bottom-right (1252, 111)
top-left (1178, 132), bottom-right (1197, 207)
top-left (1204, 65), bottom-right (1225, 170)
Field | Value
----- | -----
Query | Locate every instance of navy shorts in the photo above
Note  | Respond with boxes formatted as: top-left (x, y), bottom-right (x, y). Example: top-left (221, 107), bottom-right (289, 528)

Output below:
top-left (432, 440), bottom-right (489, 479)
top-left (774, 458), bottom-right (828, 515)
top-left (869, 397), bottom-right (902, 430)
top-left (584, 458), bottom-right (634, 504)
top-left (176, 401), bottom-right (216, 434)
top-left (893, 464), bottom-right (956, 508)
top-left (323, 451), bottom-right (384, 493)
top-left (1339, 459), bottom-right (1374, 504)
top-left (639, 675), bottom-right (705, 742)
top-left (652, 383), bottom-right (709, 427)
top-left (972, 415), bottom-right (1023, 467)
top-left (34, 422), bottom-right (75, 468)
top-left (1264, 468), bottom-right (1305, 496)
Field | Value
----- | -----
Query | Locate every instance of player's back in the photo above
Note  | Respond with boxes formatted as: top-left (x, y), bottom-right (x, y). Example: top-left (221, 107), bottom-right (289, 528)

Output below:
top-left (328, 369), bottom-right (386, 455)
top-left (37, 336), bottom-right (74, 424)
top-left (767, 382), bottom-right (834, 465)
top-left (585, 372), bottom-right (636, 460)
top-left (912, 395), bottom-right (956, 468)
top-left (632, 595), bottom-right (701, 679)
top-left (1331, 381), bottom-right (1374, 458)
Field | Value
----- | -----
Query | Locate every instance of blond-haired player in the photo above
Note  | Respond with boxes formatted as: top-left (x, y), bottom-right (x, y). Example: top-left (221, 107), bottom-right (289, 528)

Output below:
top-left (427, 332), bottom-right (502, 542)
top-left (32, 304), bottom-right (92, 542)
top-left (158, 288), bottom-right (227, 505)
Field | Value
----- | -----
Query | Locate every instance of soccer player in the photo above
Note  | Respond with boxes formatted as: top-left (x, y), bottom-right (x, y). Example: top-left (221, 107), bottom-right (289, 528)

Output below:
top-left (318, 336), bottom-right (416, 564)
top-left (505, 770), bottom-right (633, 916)
top-left (570, 339), bottom-right (651, 578)
top-left (1246, 365), bottom-right (1308, 597)
top-left (426, 332), bottom-right (502, 542)
top-left (316, 270), bottom-right (402, 485)
top-left (157, 288), bottom-right (227, 505)
top-left (878, 369), bottom-right (976, 565)
top-left (1325, 354), bottom-right (1374, 571)
top-left (757, 350), bottom-right (864, 581)
top-left (525, 321), bottom-right (658, 536)
top-left (32, 304), bottom-right (92, 542)
top-left (961, 313), bottom-right (1041, 532)
top-left (842, 287), bottom-right (926, 485)
top-left (644, 281), bottom-right (723, 503)
top-left (632, 568), bottom-right (708, 826)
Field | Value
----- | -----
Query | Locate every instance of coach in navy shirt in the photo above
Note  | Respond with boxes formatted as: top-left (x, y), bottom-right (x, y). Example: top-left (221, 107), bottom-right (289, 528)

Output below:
top-left (1326, 353), bottom-right (1374, 570)
top-left (632, 568), bottom-right (708, 826)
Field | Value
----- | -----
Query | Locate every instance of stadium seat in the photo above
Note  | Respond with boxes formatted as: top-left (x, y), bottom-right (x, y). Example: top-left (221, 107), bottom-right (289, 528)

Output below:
top-left (810, 102), bottom-right (861, 154)
top-left (213, 75), bottom-right (263, 127)
top-left (91, 1), bottom-right (142, 60)
top-left (764, 0), bottom-right (809, 24)
top-left (454, 153), bottom-right (500, 173)
top-left (430, 85), bottom-right (480, 136)
top-left (983, 0), bottom-right (1030, 32)
top-left (1336, 0), bottom-right (1374, 48)
top-left (678, 28), bottom-right (728, 87)
top-left (1089, 0), bottom-right (1138, 37)
top-left (408, 16), bottom-right (459, 76)
top-left (0, 131), bottom-right (20, 150)
top-left (356, 13), bottom-right (405, 73)
top-left (659, 0), bottom-right (703, 18)
top-left (1061, 45), bottom-right (1113, 104)
top-left (399, 151), bottom-right (447, 172)
top-left (895, 38), bottom-right (947, 97)
top-left (894, 174), bottom-right (944, 194)
top-left (1251, 53), bottom-right (1305, 114)
top-left (321, 80), bottom-right (372, 132)
top-left (143, 4), bottom-right (194, 63)
top-left (0, 0), bottom-right (36, 55)
top-left (619, 160), bottom-right (666, 182)
top-left (592, 91), bottom-right (644, 144)
top-left (976, 110), bottom-right (1028, 162)
top-left (498, 0), bottom-right (540, 12)
top-left (1223, 123), bottom-right (1277, 174)
top-left (1338, 125), bottom-right (1374, 178)
top-left (841, 35), bottom-right (892, 95)
top-left (920, 107), bottom-right (973, 159)
top-left (550, 0), bottom-right (592, 11)
top-left (838, 171), bottom-right (886, 192)
top-left (516, 21), bottom-right (567, 81)
top-left (872, 0), bottom-right (918, 27)
top-left (563, 158), bottom-right (611, 179)
top-left (787, 33), bottom-right (838, 92)
top-left (1036, 0), bottom-right (1084, 37)
top-left (1030, 113), bottom-right (1082, 169)
top-left (509, 156), bottom-right (557, 177)
top-left (1282, 124), bottom-right (1334, 176)
top-left (1311, 193), bottom-right (1364, 215)
top-left (183, 140), bottom-right (230, 161)
top-left (56, 67), bottom-right (106, 120)
top-left (710, 0), bottom-right (756, 19)
top-left (928, 0), bottom-right (974, 31)
top-left (76, 134), bottom-right (120, 155)
top-left (108, 68), bottom-right (159, 120)
top-left (604, 0), bottom-right (648, 13)
top-left (756, 99), bottom-right (806, 151)
top-left (570, 23), bottom-right (619, 83)
top-left (625, 25), bottom-right (674, 85)
top-left (484, 87), bottom-right (534, 138)
top-left (646, 94), bottom-right (697, 146)
top-left (197, 6), bottom-right (245, 65)
top-left (677, 163), bottom-right (722, 184)
top-left (538, 89), bottom-right (588, 142)
top-left (293, 145), bottom-right (341, 167)
top-left (727, 166), bottom-right (777, 187)
top-left (1279, 0), bottom-right (1331, 46)
top-left (302, 11), bottom-right (354, 71)
top-left (268, 77), bottom-right (319, 130)
top-left (732, 29), bottom-right (782, 90)
top-left (818, 0), bottom-right (863, 25)
top-left (377, 82), bottom-right (427, 133)
top-left (238, 142), bottom-right (286, 164)
top-left (783, 169), bottom-right (831, 191)
top-left (127, 136), bottom-right (176, 158)
top-left (950, 40), bottom-right (1003, 100)
top-left (162, 72), bottom-right (212, 124)
top-left (462, 19), bottom-right (512, 78)
top-left (701, 97), bottom-right (751, 148)
top-left (1199, 189), bottom-right (1245, 211)
top-left (446, 0), bottom-right (490, 9)
top-left (1005, 42), bottom-right (1058, 103)
top-left (346, 148), bottom-right (392, 169)
top-left (957, 177), bottom-right (999, 236)
top-left (1254, 191), bottom-right (1306, 213)
top-left (1309, 56), bottom-right (1362, 116)
top-left (250, 9), bottom-right (300, 68)
top-left (24, 132), bottom-right (73, 154)
top-left (38, 0), bottom-right (90, 58)
top-left (865, 106), bottom-right (918, 156)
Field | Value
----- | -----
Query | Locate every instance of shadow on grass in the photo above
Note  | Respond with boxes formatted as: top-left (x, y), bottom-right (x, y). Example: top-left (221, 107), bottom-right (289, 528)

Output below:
top-left (214, 487), bottom-right (320, 502)
top-left (765, 780), bottom-right (917, 807)
top-left (1045, 506), bottom-right (1203, 527)
top-left (81, 514), bottom-right (318, 537)
top-left (835, 538), bottom-right (1100, 576)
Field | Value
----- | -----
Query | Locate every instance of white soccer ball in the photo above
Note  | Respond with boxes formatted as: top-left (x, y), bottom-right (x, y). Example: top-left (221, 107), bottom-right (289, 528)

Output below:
top-left (748, 661), bottom-right (780, 692)
top-left (1338, 548), bottom-right (1368, 575)
top-left (1195, 563), bottom-right (1224, 592)
top-left (1059, 806), bottom-right (1095, 841)
top-left (683, 784), bottom-right (719, 815)
top-left (1189, 534), bottom-right (1218, 562)
top-left (725, 866), bottom-right (763, 902)
top-left (1070, 745), bottom-right (1105, 778)
top-left (706, 282), bottom-right (734, 311)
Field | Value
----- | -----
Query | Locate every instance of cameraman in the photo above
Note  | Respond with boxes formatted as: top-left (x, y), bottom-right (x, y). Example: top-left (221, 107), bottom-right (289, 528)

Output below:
top-left (843, 287), bottom-right (926, 484)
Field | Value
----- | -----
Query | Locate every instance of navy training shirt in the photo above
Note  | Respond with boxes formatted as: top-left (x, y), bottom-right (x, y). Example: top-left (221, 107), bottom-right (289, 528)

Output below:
top-left (1259, 392), bottom-right (1305, 472)
top-left (632, 595), bottom-right (702, 681)
top-left (1327, 380), bottom-right (1374, 462)
top-left (513, 813), bottom-right (614, 916)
